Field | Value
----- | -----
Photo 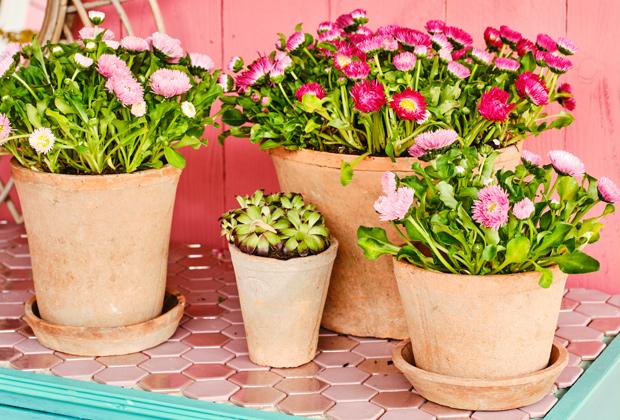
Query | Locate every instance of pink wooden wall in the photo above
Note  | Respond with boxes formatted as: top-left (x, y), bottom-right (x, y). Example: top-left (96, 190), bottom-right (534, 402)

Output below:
top-left (2, 0), bottom-right (619, 293)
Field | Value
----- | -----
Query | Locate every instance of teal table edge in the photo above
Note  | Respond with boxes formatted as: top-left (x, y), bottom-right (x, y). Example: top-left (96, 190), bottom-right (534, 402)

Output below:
top-left (545, 334), bottom-right (620, 420)
top-left (0, 367), bottom-right (293, 419)
top-left (0, 336), bottom-right (617, 419)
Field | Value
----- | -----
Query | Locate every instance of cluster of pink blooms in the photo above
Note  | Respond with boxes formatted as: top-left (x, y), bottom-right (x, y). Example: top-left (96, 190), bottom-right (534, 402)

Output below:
top-left (373, 172), bottom-right (415, 221)
top-left (97, 53), bottom-right (145, 111)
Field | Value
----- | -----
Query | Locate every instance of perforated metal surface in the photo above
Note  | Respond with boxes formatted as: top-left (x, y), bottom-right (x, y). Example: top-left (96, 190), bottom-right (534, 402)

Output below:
top-left (0, 222), bottom-right (618, 419)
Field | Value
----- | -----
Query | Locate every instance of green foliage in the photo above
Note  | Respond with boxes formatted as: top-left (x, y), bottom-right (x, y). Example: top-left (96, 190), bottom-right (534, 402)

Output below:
top-left (220, 190), bottom-right (331, 259)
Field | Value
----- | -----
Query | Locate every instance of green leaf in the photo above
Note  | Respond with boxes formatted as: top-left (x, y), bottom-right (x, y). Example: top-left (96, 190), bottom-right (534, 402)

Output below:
top-left (550, 111), bottom-right (574, 129)
top-left (535, 222), bottom-right (573, 252)
top-left (340, 161), bottom-right (353, 186)
top-left (54, 97), bottom-right (74, 115)
top-left (521, 51), bottom-right (536, 72)
top-left (164, 147), bottom-right (186, 169)
top-left (538, 266), bottom-right (553, 288)
top-left (551, 250), bottom-right (600, 274)
top-left (26, 104), bottom-right (41, 128)
top-left (356, 226), bottom-right (400, 260)
top-left (304, 119), bottom-right (321, 133)
top-left (482, 244), bottom-right (497, 261)
top-left (221, 109), bottom-right (247, 126)
top-left (504, 236), bottom-right (530, 264)
top-left (299, 94), bottom-right (324, 113)
top-left (557, 176), bottom-right (579, 202)
top-left (436, 181), bottom-right (457, 209)
top-left (328, 119), bottom-right (349, 129)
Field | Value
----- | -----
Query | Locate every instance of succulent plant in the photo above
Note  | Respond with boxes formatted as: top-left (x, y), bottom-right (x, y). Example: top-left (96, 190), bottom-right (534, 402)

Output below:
top-left (220, 190), bottom-right (331, 259)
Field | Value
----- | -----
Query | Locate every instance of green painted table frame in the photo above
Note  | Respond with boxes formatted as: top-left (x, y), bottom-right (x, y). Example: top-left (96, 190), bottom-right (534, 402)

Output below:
top-left (0, 336), bottom-right (618, 419)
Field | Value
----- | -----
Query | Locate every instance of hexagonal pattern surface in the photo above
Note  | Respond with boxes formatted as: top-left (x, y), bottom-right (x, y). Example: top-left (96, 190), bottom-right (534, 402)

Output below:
top-left (0, 236), bottom-right (616, 419)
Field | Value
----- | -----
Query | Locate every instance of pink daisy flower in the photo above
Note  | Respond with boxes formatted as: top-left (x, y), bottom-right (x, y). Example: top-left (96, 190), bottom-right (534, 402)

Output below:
top-left (376, 25), bottom-right (400, 36)
top-left (549, 150), bottom-right (585, 177)
top-left (544, 54), bottom-right (573, 74)
top-left (472, 185), bottom-right (510, 230)
top-left (149, 69), bottom-right (192, 98)
top-left (414, 45), bottom-right (429, 58)
top-left (286, 32), bottom-right (305, 52)
top-left (271, 51), bottom-right (292, 77)
top-left (521, 150), bottom-right (542, 166)
top-left (471, 48), bottom-right (493, 65)
top-left (318, 28), bottom-right (343, 41)
top-left (0, 113), bottom-right (11, 142)
top-left (295, 82), bottom-right (326, 101)
top-left (381, 36), bottom-right (399, 52)
top-left (373, 172), bottom-right (415, 221)
top-left (431, 33), bottom-right (451, 50)
top-left (557, 37), bottom-right (578, 55)
top-left (151, 32), bottom-right (184, 60)
top-left (104, 40), bottom-right (120, 50)
top-left (438, 47), bottom-right (453, 63)
top-left (425, 19), bottom-right (446, 34)
top-left (228, 56), bottom-right (243, 73)
top-left (408, 129), bottom-right (458, 158)
top-left (393, 52), bottom-right (417, 71)
top-left (0, 56), bottom-right (14, 78)
top-left (108, 75), bottom-right (144, 106)
top-left (79, 26), bottom-right (114, 41)
top-left (536, 33), bottom-right (557, 52)
top-left (121, 36), bottom-right (149, 52)
top-left (356, 35), bottom-right (384, 54)
top-left (598, 177), bottom-right (620, 203)
top-left (190, 53), bottom-right (214, 71)
top-left (515, 72), bottom-right (549, 106)
top-left (343, 61), bottom-right (370, 79)
top-left (557, 83), bottom-right (576, 111)
top-left (218, 73), bottom-right (234, 92)
top-left (445, 26), bottom-right (473, 49)
top-left (335, 13), bottom-right (355, 30)
top-left (494, 57), bottom-right (520, 72)
top-left (499, 25), bottom-right (522, 45)
top-left (484, 27), bottom-right (503, 50)
top-left (334, 52), bottom-right (354, 70)
top-left (513, 198), bottom-right (535, 220)
top-left (516, 38), bottom-right (536, 57)
top-left (447, 61), bottom-right (471, 79)
top-left (390, 89), bottom-right (427, 122)
top-left (73, 53), bottom-right (93, 68)
top-left (247, 55), bottom-right (274, 82)
top-left (317, 21), bottom-right (335, 34)
top-left (97, 54), bottom-right (131, 78)
top-left (451, 47), bottom-right (470, 61)
top-left (478, 87), bottom-right (515, 122)
top-left (351, 8), bottom-right (368, 24)
top-left (350, 80), bottom-right (386, 113)
top-left (395, 28), bottom-right (431, 48)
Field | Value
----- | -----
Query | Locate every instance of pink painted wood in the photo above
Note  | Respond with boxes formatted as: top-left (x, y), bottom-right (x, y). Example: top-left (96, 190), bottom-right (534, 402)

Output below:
top-left (0, 0), bottom-right (618, 292)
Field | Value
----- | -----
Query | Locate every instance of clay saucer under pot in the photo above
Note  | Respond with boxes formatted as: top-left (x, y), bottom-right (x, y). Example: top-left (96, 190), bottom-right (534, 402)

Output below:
top-left (392, 339), bottom-right (568, 411)
top-left (24, 289), bottom-right (185, 356)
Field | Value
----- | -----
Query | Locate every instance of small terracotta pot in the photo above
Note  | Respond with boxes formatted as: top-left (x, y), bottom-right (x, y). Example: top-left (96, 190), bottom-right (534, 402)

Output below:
top-left (270, 143), bottom-right (522, 339)
top-left (12, 162), bottom-right (181, 329)
top-left (393, 260), bottom-right (567, 379)
top-left (229, 240), bottom-right (338, 368)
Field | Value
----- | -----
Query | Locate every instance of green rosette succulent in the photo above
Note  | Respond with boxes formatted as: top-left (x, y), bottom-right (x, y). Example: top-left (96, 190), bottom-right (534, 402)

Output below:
top-left (220, 190), bottom-right (331, 259)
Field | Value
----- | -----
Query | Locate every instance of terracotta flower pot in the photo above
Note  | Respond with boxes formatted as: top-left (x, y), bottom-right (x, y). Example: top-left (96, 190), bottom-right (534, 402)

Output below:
top-left (12, 162), bottom-right (181, 330)
top-left (229, 240), bottom-right (338, 368)
top-left (270, 143), bottom-right (522, 339)
top-left (392, 260), bottom-right (567, 379)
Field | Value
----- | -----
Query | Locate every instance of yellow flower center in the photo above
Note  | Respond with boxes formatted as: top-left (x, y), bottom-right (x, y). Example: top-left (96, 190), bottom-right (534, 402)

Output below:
top-left (336, 55), bottom-right (352, 68)
top-left (487, 202), bottom-right (497, 212)
top-left (399, 98), bottom-right (417, 112)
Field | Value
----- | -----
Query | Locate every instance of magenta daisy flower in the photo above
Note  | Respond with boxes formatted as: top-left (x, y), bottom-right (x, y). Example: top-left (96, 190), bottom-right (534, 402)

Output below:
top-left (97, 54), bottom-right (131, 78)
top-left (513, 198), bottom-right (535, 220)
top-left (494, 57), bottom-right (520, 72)
top-left (431, 33), bottom-right (451, 50)
top-left (484, 27), bottom-right (503, 50)
top-left (447, 61), bottom-right (471, 79)
top-left (515, 72), bottom-right (549, 106)
top-left (549, 150), bottom-right (585, 177)
top-left (390, 89), bottom-right (427, 122)
top-left (472, 185), bottom-right (510, 230)
top-left (557, 37), bottom-right (578, 55)
top-left (0, 113), bottom-right (11, 142)
top-left (356, 35), bottom-right (384, 54)
top-left (471, 48), bottom-right (493, 65)
top-left (317, 21), bottom-right (335, 34)
top-left (499, 25), bottom-right (522, 45)
top-left (515, 38), bottom-right (536, 57)
top-left (351, 8), bottom-right (368, 24)
top-left (408, 129), bottom-right (458, 158)
top-left (521, 150), bottom-right (543, 166)
top-left (151, 32), bottom-right (184, 60)
top-left (121, 36), bottom-right (149, 52)
top-left (377, 25), bottom-right (400, 36)
top-left (373, 172), bottom-right (415, 221)
top-left (557, 83), bottom-right (576, 111)
top-left (425, 19), bottom-right (446, 34)
top-left (319, 28), bottom-right (343, 41)
top-left (598, 177), bottom-right (620, 203)
top-left (350, 80), bottom-right (386, 113)
top-left (394, 28), bottom-right (431, 48)
top-left (286, 32), bottom-right (305, 52)
top-left (445, 26), bottom-right (473, 49)
top-left (335, 13), bottom-right (355, 30)
top-left (451, 47), bottom-right (470, 61)
top-left (536, 33), bottom-right (557, 52)
top-left (343, 61), bottom-right (370, 79)
top-left (271, 51), bottom-right (292, 77)
top-left (381, 36), bottom-right (399, 52)
top-left (295, 82), bottom-right (326, 101)
top-left (478, 87), bottom-right (515, 122)
top-left (393, 52), bottom-right (417, 71)
top-left (149, 69), bottom-right (192, 98)
top-left (544, 54), bottom-right (573, 74)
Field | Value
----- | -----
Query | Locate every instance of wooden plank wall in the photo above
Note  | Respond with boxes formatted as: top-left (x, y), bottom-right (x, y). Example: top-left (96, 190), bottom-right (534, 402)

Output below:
top-left (1, 0), bottom-right (618, 292)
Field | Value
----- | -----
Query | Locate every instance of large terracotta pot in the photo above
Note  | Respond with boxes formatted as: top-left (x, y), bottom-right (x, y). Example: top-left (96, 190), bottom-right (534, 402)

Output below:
top-left (270, 143), bottom-right (522, 339)
top-left (393, 260), bottom-right (567, 379)
top-left (12, 162), bottom-right (181, 328)
top-left (229, 240), bottom-right (338, 368)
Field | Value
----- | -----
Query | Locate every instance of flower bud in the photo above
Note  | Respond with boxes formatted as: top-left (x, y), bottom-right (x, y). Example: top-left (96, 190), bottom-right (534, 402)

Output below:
top-left (88, 11), bottom-right (106, 25)
top-left (227, 56), bottom-right (244, 73)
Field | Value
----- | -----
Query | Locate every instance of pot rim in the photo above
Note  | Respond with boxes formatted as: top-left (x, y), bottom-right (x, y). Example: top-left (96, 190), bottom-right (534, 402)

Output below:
top-left (228, 238), bottom-right (339, 266)
top-left (393, 339), bottom-right (568, 387)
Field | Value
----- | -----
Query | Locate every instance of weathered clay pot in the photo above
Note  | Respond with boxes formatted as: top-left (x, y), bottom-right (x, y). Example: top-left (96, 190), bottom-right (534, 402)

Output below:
top-left (229, 240), bottom-right (338, 368)
top-left (392, 339), bottom-right (568, 410)
top-left (270, 143), bottom-right (522, 339)
top-left (12, 162), bottom-right (181, 329)
top-left (393, 260), bottom-right (567, 379)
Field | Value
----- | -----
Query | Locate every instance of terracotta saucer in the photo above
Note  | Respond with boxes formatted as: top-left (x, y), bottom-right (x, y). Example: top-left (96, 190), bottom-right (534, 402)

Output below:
top-left (392, 339), bottom-right (568, 411)
top-left (24, 290), bottom-right (185, 356)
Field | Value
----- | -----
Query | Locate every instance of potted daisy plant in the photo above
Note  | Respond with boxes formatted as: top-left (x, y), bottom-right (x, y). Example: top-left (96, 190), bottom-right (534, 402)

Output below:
top-left (0, 11), bottom-right (221, 355)
top-left (220, 9), bottom-right (578, 339)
